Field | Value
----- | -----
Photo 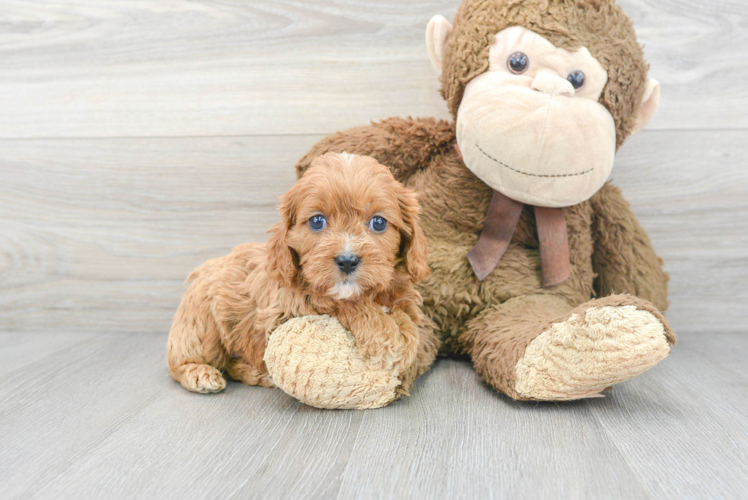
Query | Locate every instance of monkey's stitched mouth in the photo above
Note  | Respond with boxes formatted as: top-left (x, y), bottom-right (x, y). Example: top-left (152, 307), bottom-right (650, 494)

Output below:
top-left (476, 144), bottom-right (594, 178)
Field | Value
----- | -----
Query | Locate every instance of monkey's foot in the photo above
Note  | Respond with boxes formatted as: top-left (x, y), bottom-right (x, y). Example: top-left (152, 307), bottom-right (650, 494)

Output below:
top-left (513, 296), bottom-right (675, 401)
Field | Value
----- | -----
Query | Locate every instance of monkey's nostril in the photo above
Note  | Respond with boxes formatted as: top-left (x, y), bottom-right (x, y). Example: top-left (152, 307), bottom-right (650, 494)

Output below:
top-left (335, 254), bottom-right (361, 275)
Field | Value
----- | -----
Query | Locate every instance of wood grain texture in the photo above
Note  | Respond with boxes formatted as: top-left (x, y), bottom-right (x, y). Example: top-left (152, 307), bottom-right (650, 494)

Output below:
top-left (589, 333), bottom-right (748, 499)
top-left (335, 363), bottom-right (649, 499)
top-left (0, 334), bottom-right (170, 497)
top-left (0, 0), bottom-right (746, 139)
top-left (612, 130), bottom-right (748, 333)
top-left (0, 135), bottom-right (320, 334)
top-left (1, 1), bottom-right (746, 499)
top-left (33, 375), bottom-right (362, 499)
top-left (0, 332), bottom-right (746, 499)
top-left (2, 131), bottom-right (746, 335)
top-left (0, 331), bottom-right (93, 376)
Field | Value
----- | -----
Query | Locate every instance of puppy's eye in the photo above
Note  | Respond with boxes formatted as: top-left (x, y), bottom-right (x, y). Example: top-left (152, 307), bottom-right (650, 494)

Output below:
top-left (368, 216), bottom-right (387, 233)
top-left (507, 52), bottom-right (529, 74)
top-left (308, 215), bottom-right (327, 232)
top-left (567, 70), bottom-right (585, 90)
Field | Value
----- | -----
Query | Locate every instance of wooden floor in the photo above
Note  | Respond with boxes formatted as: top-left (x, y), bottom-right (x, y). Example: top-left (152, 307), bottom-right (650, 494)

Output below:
top-left (0, 331), bottom-right (746, 499)
top-left (1, 0), bottom-right (747, 498)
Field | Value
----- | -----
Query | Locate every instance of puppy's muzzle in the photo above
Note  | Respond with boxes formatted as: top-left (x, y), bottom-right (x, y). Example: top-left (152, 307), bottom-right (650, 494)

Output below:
top-left (335, 253), bottom-right (360, 275)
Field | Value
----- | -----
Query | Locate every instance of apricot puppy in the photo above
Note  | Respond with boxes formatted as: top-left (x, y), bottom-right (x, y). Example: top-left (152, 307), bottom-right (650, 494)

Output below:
top-left (167, 152), bottom-right (430, 393)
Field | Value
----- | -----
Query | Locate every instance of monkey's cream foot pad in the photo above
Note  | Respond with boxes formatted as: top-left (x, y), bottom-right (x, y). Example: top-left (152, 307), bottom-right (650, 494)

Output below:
top-left (264, 315), bottom-right (402, 410)
top-left (513, 304), bottom-right (673, 401)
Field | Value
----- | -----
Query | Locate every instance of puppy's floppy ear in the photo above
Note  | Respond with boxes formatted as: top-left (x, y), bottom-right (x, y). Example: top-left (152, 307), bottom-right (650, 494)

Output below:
top-left (267, 186), bottom-right (300, 285)
top-left (397, 185), bottom-right (430, 283)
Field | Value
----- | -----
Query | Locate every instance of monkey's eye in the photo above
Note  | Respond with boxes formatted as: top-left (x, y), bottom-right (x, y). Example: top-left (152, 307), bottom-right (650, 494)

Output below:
top-left (368, 216), bottom-right (388, 233)
top-left (567, 70), bottom-right (585, 90)
top-left (308, 215), bottom-right (327, 232)
top-left (507, 52), bottom-right (529, 74)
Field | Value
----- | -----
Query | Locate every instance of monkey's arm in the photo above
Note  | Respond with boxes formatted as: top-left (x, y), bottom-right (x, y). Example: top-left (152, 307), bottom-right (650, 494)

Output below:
top-left (295, 117), bottom-right (455, 182)
top-left (590, 182), bottom-right (669, 312)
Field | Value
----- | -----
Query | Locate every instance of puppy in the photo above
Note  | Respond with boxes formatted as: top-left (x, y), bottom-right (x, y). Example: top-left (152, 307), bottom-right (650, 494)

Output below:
top-left (167, 152), bottom-right (430, 393)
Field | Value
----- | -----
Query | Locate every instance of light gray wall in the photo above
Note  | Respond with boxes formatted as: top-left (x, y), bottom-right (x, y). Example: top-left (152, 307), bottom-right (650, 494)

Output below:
top-left (1, 0), bottom-right (746, 335)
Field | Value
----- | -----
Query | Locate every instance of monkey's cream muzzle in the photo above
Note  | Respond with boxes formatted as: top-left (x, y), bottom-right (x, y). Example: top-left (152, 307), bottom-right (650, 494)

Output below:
top-left (456, 70), bottom-right (616, 208)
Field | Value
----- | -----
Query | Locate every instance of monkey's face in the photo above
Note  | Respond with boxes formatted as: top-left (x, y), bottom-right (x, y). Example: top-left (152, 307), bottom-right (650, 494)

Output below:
top-left (455, 27), bottom-right (616, 207)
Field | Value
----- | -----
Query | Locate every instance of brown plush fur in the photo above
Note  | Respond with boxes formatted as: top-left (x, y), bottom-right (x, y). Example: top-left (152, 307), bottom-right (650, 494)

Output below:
top-left (297, 116), bottom-right (672, 398)
top-left (167, 153), bottom-right (436, 393)
top-left (294, 0), bottom-right (674, 400)
top-left (298, 118), bottom-right (669, 337)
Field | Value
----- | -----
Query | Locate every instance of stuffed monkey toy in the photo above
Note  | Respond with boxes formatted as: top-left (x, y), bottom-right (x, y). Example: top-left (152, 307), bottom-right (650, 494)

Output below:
top-left (284, 0), bottom-right (675, 403)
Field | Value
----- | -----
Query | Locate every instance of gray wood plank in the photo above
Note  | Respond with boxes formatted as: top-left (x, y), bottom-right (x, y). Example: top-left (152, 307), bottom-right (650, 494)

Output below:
top-left (588, 333), bottom-right (748, 499)
top-left (0, 333), bottom-right (170, 497)
top-left (335, 360), bottom-right (650, 500)
top-left (0, 135), bottom-right (320, 334)
top-left (2, 130), bottom-right (746, 336)
top-left (0, 332), bottom-right (93, 376)
top-left (0, 0), bottom-right (454, 139)
top-left (613, 130), bottom-right (748, 334)
top-left (620, 0), bottom-right (748, 130)
top-left (0, 332), bottom-right (746, 499)
top-left (31, 373), bottom-right (362, 500)
top-left (0, 0), bottom-right (745, 139)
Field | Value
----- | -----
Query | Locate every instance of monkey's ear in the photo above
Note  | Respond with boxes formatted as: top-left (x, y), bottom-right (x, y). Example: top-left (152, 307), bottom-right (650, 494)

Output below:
top-left (426, 15), bottom-right (453, 73)
top-left (631, 79), bottom-right (660, 134)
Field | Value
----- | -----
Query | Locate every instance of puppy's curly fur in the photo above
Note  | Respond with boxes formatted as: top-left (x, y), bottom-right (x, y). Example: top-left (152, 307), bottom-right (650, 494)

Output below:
top-left (167, 153), bottom-right (432, 393)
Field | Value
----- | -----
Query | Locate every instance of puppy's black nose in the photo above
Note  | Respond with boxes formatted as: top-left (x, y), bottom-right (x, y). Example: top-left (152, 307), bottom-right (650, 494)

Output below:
top-left (335, 254), bottom-right (360, 275)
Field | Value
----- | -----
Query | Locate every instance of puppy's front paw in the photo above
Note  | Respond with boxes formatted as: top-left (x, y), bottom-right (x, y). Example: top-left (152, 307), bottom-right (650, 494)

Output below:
top-left (338, 300), bottom-right (418, 375)
top-left (354, 313), bottom-right (402, 368)
top-left (355, 310), bottom-right (419, 375)
top-left (389, 309), bottom-right (419, 372)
